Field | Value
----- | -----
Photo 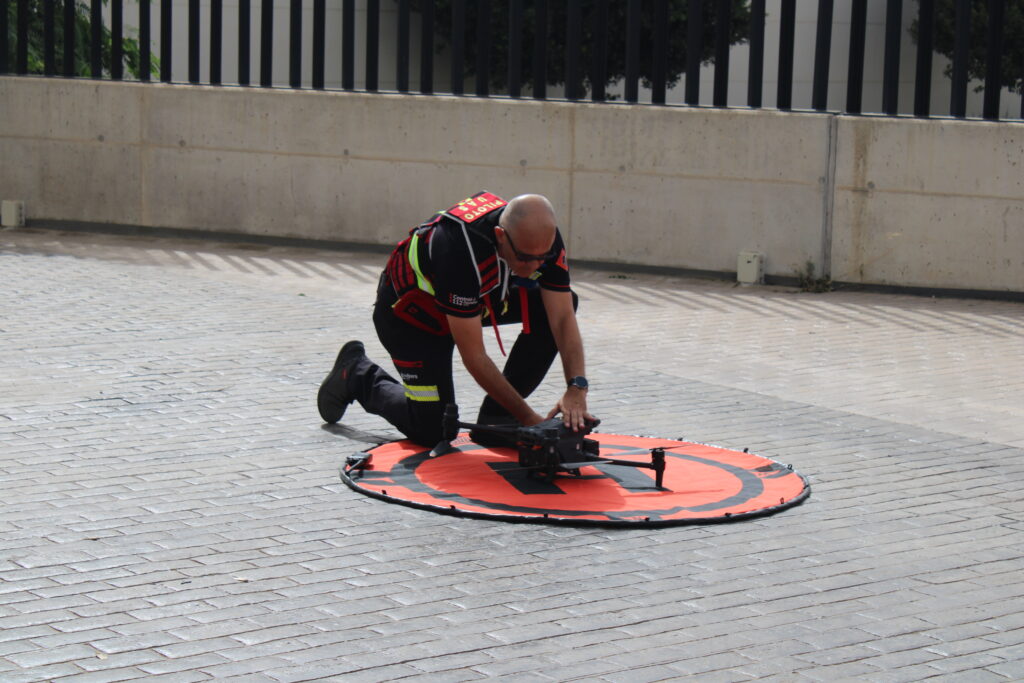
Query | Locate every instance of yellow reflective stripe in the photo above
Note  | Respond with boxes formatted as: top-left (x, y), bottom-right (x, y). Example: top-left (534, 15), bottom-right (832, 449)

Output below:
top-left (404, 384), bottom-right (440, 402)
top-left (408, 234), bottom-right (435, 296)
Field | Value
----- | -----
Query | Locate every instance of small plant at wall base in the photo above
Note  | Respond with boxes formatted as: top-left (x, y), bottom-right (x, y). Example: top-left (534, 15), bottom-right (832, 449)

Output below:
top-left (912, 0), bottom-right (1024, 94)
top-left (796, 261), bottom-right (832, 293)
top-left (4, 0), bottom-right (157, 78)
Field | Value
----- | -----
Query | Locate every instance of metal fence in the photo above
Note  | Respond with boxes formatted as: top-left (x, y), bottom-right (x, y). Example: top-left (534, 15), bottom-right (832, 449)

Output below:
top-left (2, 0), bottom-right (1022, 121)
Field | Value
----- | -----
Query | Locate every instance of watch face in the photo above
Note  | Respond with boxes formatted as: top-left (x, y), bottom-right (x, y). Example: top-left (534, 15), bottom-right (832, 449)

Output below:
top-left (569, 376), bottom-right (588, 389)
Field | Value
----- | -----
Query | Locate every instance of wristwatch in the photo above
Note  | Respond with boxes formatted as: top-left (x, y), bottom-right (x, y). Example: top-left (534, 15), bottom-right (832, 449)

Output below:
top-left (567, 376), bottom-right (589, 390)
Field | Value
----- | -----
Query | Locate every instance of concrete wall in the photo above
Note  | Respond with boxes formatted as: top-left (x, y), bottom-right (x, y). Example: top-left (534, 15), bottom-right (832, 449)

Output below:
top-left (832, 117), bottom-right (1024, 291)
top-left (1, 76), bottom-right (1021, 294)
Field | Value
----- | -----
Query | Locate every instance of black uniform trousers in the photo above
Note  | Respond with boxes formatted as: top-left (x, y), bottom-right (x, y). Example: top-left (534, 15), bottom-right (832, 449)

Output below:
top-left (348, 277), bottom-right (577, 446)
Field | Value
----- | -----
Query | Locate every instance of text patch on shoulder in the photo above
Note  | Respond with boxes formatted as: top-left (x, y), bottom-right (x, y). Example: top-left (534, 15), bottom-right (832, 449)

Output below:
top-left (445, 191), bottom-right (507, 224)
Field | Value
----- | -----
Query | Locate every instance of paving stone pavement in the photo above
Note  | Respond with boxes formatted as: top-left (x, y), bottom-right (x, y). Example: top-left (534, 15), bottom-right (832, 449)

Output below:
top-left (1, 226), bottom-right (1023, 683)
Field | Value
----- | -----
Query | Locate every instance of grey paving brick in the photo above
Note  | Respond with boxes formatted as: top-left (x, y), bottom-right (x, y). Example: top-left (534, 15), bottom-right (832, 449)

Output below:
top-left (866, 664), bottom-right (956, 682)
top-left (188, 655), bottom-right (299, 679)
top-left (919, 671), bottom-right (1007, 683)
top-left (389, 670), bottom-right (488, 683)
top-left (134, 673), bottom-right (214, 683)
top-left (667, 652), bottom-right (758, 676)
top-left (44, 668), bottom-right (145, 683)
top-left (0, 662), bottom-right (86, 682)
top-left (0, 625), bottom-right (59, 644)
top-left (985, 658), bottom-right (1024, 679)
top-left (5, 642), bottom-right (99, 668)
top-left (136, 652), bottom-right (231, 675)
top-left (153, 636), bottom-right (247, 659)
top-left (406, 650), bottom-right (496, 674)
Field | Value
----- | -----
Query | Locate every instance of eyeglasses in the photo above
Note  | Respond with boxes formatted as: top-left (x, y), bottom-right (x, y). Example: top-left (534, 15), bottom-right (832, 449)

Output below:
top-left (502, 228), bottom-right (557, 263)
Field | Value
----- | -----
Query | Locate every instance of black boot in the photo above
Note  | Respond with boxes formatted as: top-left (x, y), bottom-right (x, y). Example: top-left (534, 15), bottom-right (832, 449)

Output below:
top-left (317, 340), bottom-right (365, 423)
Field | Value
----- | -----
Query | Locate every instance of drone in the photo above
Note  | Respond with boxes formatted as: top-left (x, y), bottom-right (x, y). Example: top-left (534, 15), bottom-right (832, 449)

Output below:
top-left (427, 403), bottom-right (668, 488)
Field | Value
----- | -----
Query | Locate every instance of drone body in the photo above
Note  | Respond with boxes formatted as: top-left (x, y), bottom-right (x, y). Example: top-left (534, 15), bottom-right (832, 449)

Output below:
top-left (433, 405), bottom-right (666, 488)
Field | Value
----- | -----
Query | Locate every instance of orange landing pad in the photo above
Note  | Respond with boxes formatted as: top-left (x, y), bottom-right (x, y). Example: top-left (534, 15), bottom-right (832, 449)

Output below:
top-left (340, 433), bottom-right (809, 527)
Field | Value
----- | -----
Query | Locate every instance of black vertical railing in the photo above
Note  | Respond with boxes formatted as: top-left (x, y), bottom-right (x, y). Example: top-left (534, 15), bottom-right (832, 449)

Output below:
top-left (189, 0), bottom-right (200, 83)
top-left (846, 0), bottom-right (867, 114)
top-left (396, 0), bottom-right (409, 93)
top-left (950, 0), bottom-right (970, 118)
top-left (289, 0), bottom-right (301, 88)
top-left (90, 0), bottom-right (102, 77)
top-left (43, 0), bottom-right (56, 76)
top-left (713, 0), bottom-right (731, 107)
top-left (160, 0), bottom-right (171, 81)
top-left (651, 0), bottom-right (667, 105)
top-left (0, 0), bottom-right (8, 75)
top-left (16, 0), bottom-right (28, 73)
top-left (238, 0), bottom-right (250, 85)
top-left (6, 0), bottom-right (1020, 123)
top-left (812, 0), bottom-right (833, 112)
top-left (532, 0), bottom-right (547, 99)
top-left (210, 0), bottom-right (222, 84)
top-left (624, 0), bottom-right (639, 103)
top-left (313, 0), bottom-right (325, 89)
top-left (140, 0), bottom-right (151, 80)
top-left (366, 0), bottom-right (379, 92)
top-left (881, 0), bottom-right (902, 115)
top-left (449, 0), bottom-right (463, 95)
top-left (476, 0), bottom-right (492, 97)
top-left (112, 0), bottom-right (124, 80)
top-left (684, 0), bottom-right (701, 106)
top-left (983, 0), bottom-right (1004, 120)
top-left (914, 0), bottom-right (934, 117)
top-left (777, 0), bottom-right (795, 110)
top-left (508, 0), bottom-right (522, 98)
top-left (747, 0), bottom-right (765, 108)
top-left (590, 0), bottom-right (607, 102)
top-left (565, 0), bottom-right (582, 101)
top-left (419, 0), bottom-right (433, 93)
top-left (260, 0), bottom-right (273, 87)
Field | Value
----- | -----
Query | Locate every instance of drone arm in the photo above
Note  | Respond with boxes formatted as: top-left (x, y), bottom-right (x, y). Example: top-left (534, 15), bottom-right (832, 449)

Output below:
top-left (454, 419), bottom-right (522, 435)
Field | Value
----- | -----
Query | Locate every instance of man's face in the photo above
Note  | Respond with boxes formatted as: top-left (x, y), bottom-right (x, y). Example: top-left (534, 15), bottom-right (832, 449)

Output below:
top-left (497, 225), bottom-right (556, 278)
top-left (498, 227), bottom-right (555, 277)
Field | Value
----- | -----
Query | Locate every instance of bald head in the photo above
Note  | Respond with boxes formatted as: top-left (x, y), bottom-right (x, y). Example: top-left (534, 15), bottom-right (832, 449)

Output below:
top-left (500, 194), bottom-right (557, 247)
top-left (495, 194), bottom-right (558, 276)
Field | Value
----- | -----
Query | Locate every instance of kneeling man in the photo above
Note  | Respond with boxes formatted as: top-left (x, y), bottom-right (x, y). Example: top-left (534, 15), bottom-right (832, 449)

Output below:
top-left (318, 191), bottom-right (594, 446)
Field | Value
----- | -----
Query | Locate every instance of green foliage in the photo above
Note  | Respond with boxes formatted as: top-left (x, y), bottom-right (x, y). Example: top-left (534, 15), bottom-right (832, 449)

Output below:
top-left (413, 0), bottom-right (751, 94)
top-left (4, 0), bottom-right (157, 78)
top-left (913, 0), bottom-right (1024, 94)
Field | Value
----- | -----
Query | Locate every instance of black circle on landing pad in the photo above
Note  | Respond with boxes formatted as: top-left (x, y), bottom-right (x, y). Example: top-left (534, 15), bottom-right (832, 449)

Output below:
top-left (339, 433), bottom-right (810, 527)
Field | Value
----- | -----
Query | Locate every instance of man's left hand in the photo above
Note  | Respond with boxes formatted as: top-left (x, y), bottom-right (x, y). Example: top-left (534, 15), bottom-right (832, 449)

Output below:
top-left (547, 389), bottom-right (595, 431)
